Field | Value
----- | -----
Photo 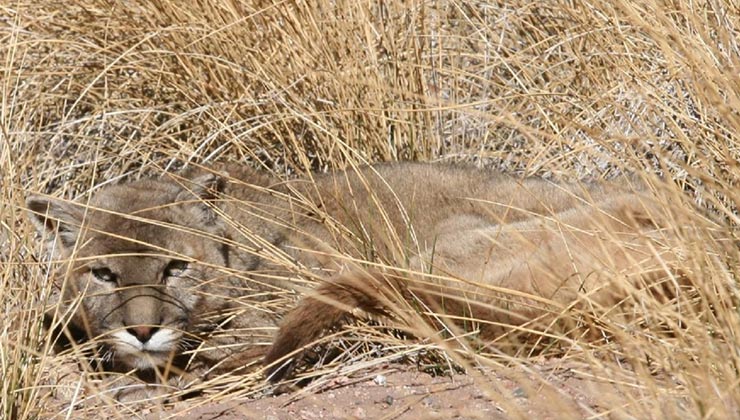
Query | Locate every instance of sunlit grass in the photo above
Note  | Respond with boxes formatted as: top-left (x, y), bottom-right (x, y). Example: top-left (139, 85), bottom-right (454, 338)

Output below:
top-left (2, 0), bottom-right (740, 418)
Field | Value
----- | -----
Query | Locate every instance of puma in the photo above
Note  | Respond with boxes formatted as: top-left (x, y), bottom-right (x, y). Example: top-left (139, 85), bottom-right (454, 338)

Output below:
top-left (27, 162), bottom-right (685, 382)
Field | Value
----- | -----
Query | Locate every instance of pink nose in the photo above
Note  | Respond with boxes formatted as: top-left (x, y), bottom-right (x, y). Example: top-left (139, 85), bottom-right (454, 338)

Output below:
top-left (127, 326), bottom-right (158, 343)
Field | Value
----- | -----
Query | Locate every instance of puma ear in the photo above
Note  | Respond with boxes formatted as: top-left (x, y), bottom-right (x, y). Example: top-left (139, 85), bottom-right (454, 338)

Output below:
top-left (176, 173), bottom-right (225, 225)
top-left (26, 195), bottom-right (84, 251)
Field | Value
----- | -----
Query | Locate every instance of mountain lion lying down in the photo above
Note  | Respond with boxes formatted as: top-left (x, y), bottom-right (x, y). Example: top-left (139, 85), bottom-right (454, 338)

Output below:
top-left (27, 162), bottom-right (690, 383)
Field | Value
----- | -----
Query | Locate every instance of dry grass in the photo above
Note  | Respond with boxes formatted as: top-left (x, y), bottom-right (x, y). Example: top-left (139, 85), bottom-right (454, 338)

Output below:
top-left (2, 0), bottom-right (740, 418)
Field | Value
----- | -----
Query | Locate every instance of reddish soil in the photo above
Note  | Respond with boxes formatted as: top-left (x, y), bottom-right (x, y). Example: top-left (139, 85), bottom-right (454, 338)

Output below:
top-left (148, 360), bottom-right (663, 420)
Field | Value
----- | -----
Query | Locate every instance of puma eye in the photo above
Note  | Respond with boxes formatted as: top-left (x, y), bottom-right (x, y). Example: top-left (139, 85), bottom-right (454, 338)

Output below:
top-left (91, 267), bottom-right (116, 283)
top-left (163, 260), bottom-right (189, 279)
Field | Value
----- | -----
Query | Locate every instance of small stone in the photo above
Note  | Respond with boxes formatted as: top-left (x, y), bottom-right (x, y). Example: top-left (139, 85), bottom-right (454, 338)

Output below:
top-left (385, 395), bottom-right (394, 405)
top-left (373, 374), bottom-right (387, 386)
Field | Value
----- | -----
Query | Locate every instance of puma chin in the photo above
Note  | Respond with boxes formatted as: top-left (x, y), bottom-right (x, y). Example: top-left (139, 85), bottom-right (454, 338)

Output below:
top-left (112, 327), bottom-right (181, 370)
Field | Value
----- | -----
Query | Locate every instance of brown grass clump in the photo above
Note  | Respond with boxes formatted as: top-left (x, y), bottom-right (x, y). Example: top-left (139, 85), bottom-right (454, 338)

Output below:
top-left (2, 0), bottom-right (740, 418)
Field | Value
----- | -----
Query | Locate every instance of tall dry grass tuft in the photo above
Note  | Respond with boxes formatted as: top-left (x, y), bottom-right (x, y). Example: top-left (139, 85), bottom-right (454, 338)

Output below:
top-left (2, 0), bottom-right (740, 418)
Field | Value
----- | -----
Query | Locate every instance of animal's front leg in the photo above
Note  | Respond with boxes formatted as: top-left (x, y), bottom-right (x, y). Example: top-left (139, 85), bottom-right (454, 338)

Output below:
top-left (263, 270), bottom-right (398, 382)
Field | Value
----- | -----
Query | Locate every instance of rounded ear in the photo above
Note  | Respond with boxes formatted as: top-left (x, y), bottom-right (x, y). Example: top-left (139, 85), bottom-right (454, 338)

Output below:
top-left (26, 195), bottom-right (84, 251)
top-left (175, 173), bottom-right (225, 225)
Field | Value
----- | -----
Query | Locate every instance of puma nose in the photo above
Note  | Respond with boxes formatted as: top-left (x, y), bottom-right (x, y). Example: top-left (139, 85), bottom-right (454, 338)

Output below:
top-left (126, 326), bottom-right (160, 343)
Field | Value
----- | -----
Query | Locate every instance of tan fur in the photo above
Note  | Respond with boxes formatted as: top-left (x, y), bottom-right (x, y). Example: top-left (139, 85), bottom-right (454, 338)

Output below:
top-left (27, 162), bottom-right (684, 380)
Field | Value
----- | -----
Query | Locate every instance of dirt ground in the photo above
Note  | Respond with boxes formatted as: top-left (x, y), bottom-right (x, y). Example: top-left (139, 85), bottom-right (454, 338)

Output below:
top-left (35, 349), bottom-right (694, 419)
top-left (143, 360), bottom-right (672, 420)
